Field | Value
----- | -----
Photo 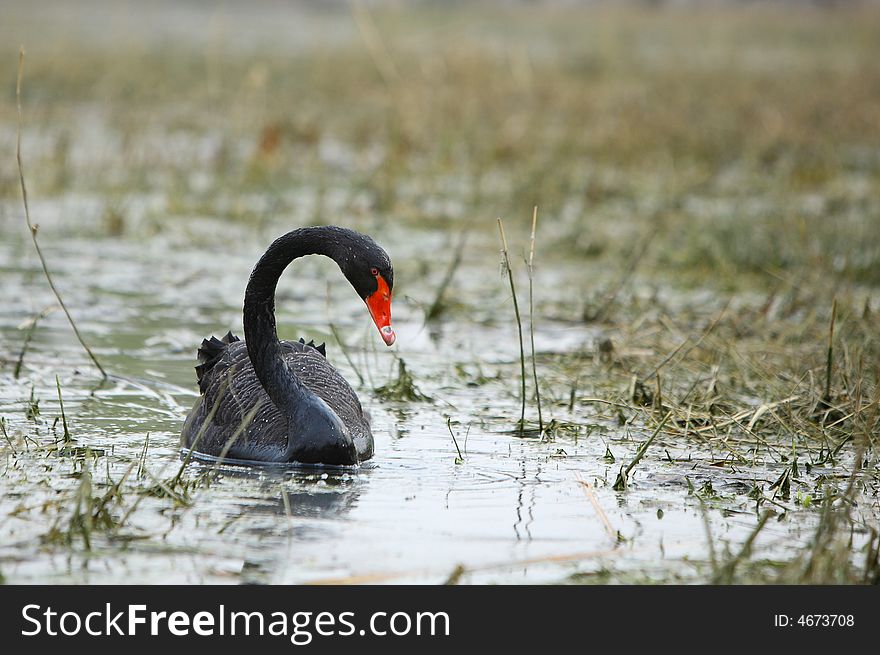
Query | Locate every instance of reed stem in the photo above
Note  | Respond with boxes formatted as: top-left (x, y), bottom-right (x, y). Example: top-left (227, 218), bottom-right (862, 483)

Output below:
top-left (526, 206), bottom-right (544, 433)
top-left (497, 218), bottom-right (527, 432)
top-left (16, 50), bottom-right (107, 378)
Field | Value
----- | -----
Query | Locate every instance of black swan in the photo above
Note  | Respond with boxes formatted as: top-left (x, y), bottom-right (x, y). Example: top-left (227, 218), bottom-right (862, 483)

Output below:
top-left (181, 226), bottom-right (395, 466)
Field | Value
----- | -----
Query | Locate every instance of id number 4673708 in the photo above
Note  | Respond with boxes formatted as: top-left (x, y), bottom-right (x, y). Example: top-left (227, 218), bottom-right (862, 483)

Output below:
top-left (774, 615), bottom-right (854, 627)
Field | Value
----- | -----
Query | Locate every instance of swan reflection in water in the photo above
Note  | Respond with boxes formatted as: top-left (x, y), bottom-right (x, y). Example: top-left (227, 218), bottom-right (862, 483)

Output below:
top-left (191, 462), bottom-right (370, 582)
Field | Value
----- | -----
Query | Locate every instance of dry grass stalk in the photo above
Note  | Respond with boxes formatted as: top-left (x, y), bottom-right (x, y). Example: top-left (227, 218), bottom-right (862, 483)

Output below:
top-left (16, 49), bottom-right (107, 378)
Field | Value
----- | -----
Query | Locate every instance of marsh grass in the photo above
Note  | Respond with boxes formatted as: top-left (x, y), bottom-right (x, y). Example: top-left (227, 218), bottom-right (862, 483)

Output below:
top-left (374, 358), bottom-right (429, 402)
top-left (40, 462), bottom-right (137, 550)
top-left (612, 411), bottom-right (672, 492)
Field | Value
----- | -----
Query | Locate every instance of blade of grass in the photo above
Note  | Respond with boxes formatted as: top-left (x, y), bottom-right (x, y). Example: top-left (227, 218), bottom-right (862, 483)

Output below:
top-left (575, 473), bottom-right (617, 541)
top-left (613, 411), bottom-right (672, 491)
top-left (16, 50), bottom-right (107, 378)
top-left (55, 375), bottom-right (70, 443)
top-left (14, 306), bottom-right (55, 379)
top-left (526, 206), bottom-right (544, 433)
top-left (0, 418), bottom-right (16, 456)
top-left (446, 417), bottom-right (465, 464)
top-left (823, 297), bottom-right (837, 403)
top-left (497, 217), bottom-right (527, 433)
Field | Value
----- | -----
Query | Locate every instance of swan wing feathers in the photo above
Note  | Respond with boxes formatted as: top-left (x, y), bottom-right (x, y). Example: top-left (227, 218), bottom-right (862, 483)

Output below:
top-left (186, 337), bottom-right (370, 458)
top-left (195, 331), bottom-right (329, 392)
top-left (280, 339), bottom-right (360, 421)
top-left (195, 331), bottom-right (240, 391)
top-left (297, 337), bottom-right (327, 357)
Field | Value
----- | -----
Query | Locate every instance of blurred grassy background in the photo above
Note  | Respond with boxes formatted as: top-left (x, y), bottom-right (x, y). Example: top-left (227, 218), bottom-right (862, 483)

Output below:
top-left (3, 1), bottom-right (879, 287)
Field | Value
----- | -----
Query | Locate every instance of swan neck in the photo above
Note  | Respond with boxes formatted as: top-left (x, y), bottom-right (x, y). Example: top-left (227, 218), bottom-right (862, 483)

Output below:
top-left (242, 228), bottom-right (341, 418)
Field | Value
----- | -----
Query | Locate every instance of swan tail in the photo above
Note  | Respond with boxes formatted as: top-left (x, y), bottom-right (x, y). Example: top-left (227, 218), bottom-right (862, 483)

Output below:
top-left (195, 331), bottom-right (241, 390)
top-left (297, 337), bottom-right (327, 358)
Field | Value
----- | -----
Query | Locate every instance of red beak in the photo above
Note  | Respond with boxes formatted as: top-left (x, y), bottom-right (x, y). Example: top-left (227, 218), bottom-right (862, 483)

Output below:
top-left (365, 274), bottom-right (395, 346)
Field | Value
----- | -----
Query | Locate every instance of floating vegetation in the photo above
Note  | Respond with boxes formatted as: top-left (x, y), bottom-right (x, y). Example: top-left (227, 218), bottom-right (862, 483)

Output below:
top-left (59, 447), bottom-right (106, 468)
top-left (139, 470), bottom-right (195, 507)
top-left (547, 419), bottom-right (593, 441)
top-left (40, 466), bottom-right (134, 550)
top-left (374, 359), bottom-right (430, 402)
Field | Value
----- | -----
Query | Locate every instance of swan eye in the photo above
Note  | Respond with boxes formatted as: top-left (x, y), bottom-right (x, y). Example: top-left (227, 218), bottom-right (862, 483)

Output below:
top-left (370, 267), bottom-right (379, 277)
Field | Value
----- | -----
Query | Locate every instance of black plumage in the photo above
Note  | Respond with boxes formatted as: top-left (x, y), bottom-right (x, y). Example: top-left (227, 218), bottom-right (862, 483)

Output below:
top-left (180, 226), bottom-right (394, 466)
top-left (183, 334), bottom-right (372, 462)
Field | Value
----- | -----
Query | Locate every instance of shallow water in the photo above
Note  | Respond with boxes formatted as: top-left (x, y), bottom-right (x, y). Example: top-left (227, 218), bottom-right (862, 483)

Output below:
top-left (0, 195), bottom-right (840, 584)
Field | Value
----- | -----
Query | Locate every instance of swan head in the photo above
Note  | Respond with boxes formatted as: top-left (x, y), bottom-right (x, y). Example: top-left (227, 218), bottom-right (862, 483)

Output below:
top-left (364, 270), bottom-right (395, 346)
top-left (337, 233), bottom-right (396, 347)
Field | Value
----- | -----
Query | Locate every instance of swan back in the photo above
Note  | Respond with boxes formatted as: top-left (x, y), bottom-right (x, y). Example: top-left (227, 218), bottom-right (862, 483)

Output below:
top-left (182, 334), bottom-right (373, 462)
